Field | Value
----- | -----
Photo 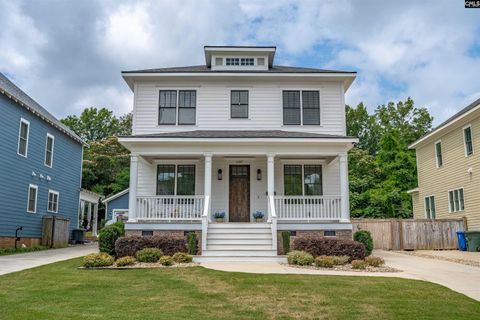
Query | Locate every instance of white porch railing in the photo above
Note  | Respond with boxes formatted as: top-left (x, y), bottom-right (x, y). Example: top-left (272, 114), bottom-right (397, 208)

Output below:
top-left (274, 196), bottom-right (342, 221)
top-left (267, 195), bottom-right (277, 251)
top-left (136, 196), bottom-right (204, 221)
top-left (201, 195), bottom-right (210, 251)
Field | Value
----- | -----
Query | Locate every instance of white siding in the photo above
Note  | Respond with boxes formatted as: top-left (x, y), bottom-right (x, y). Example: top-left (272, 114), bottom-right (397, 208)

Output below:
top-left (132, 78), bottom-right (346, 135)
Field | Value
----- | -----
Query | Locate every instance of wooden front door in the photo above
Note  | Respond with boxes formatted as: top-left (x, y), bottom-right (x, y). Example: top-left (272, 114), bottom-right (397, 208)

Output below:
top-left (229, 165), bottom-right (250, 222)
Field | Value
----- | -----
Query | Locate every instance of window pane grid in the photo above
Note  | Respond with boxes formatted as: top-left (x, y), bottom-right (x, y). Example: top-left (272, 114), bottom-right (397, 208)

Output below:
top-left (231, 90), bottom-right (249, 118)
top-left (157, 165), bottom-right (176, 195)
top-left (159, 90), bottom-right (177, 125)
top-left (178, 90), bottom-right (196, 125)
top-left (464, 127), bottom-right (473, 155)
top-left (27, 186), bottom-right (37, 213)
top-left (18, 121), bottom-right (29, 156)
top-left (284, 165), bottom-right (302, 195)
top-left (449, 188), bottom-right (465, 212)
top-left (304, 165), bottom-right (323, 195)
top-left (435, 142), bottom-right (443, 167)
top-left (177, 165), bottom-right (195, 195)
top-left (283, 91), bottom-right (301, 125)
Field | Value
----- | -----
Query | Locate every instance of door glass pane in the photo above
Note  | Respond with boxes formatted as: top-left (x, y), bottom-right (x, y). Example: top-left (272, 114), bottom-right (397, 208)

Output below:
top-left (177, 165), bottom-right (195, 195)
top-left (304, 165), bottom-right (322, 195)
top-left (284, 165), bottom-right (302, 195)
top-left (157, 165), bottom-right (175, 195)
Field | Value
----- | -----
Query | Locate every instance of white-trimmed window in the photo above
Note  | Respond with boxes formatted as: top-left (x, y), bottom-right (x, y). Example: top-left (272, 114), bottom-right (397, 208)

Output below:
top-left (17, 118), bottom-right (30, 157)
top-left (47, 190), bottom-right (59, 213)
top-left (283, 90), bottom-right (320, 125)
top-left (464, 125), bottom-right (473, 156)
top-left (226, 58), bottom-right (240, 66)
top-left (449, 188), bottom-right (464, 213)
top-left (158, 90), bottom-right (196, 125)
top-left (283, 164), bottom-right (323, 196)
top-left (435, 141), bottom-right (443, 168)
top-left (44, 133), bottom-right (54, 167)
top-left (156, 164), bottom-right (196, 196)
top-left (424, 195), bottom-right (435, 219)
top-left (27, 184), bottom-right (38, 213)
top-left (230, 90), bottom-right (249, 118)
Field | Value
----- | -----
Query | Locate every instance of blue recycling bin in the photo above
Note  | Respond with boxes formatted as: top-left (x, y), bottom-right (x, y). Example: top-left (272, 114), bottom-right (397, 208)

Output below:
top-left (456, 231), bottom-right (467, 251)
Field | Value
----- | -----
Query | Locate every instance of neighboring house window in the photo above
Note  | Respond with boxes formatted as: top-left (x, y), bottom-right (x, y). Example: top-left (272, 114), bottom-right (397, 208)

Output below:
top-left (158, 90), bottom-right (196, 125)
top-left (231, 90), bottom-right (249, 118)
top-left (47, 190), bottom-right (59, 213)
top-left (27, 184), bottom-right (38, 213)
top-left (449, 188), bottom-right (465, 212)
top-left (425, 195), bottom-right (435, 219)
top-left (44, 134), bottom-right (54, 167)
top-left (156, 164), bottom-right (195, 195)
top-left (283, 90), bottom-right (320, 125)
top-left (284, 165), bottom-right (323, 196)
top-left (435, 141), bottom-right (443, 168)
top-left (226, 58), bottom-right (240, 66)
top-left (464, 126), bottom-right (473, 156)
top-left (17, 118), bottom-right (30, 157)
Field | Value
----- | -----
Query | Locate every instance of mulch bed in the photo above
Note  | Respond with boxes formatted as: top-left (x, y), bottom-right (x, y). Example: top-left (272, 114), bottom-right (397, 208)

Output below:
top-left (79, 262), bottom-right (199, 270)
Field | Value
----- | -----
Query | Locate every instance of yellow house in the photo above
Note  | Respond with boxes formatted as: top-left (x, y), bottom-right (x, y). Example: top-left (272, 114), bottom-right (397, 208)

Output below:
top-left (409, 98), bottom-right (480, 231)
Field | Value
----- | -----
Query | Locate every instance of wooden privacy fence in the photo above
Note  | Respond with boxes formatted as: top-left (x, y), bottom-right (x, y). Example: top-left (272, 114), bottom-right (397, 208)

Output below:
top-left (352, 218), bottom-right (466, 250)
top-left (42, 215), bottom-right (70, 248)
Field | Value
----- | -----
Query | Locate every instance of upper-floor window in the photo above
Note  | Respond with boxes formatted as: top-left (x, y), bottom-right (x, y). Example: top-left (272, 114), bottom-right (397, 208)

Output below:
top-left (226, 58), bottom-right (239, 66)
top-left (158, 90), bottom-right (196, 125)
top-left (284, 164), bottom-right (323, 196)
top-left (45, 134), bottom-right (54, 167)
top-left (156, 164), bottom-right (195, 196)
top-left (449, 188), bottom-right (464, 212)
top-left (464, 125), bottom-right (473, 156)
top-left (225, 58), bottom-right (254, 66)
top-left (282, 90), bottom-right (320, 125)
top-left (435, 141), bottom-right (443, 168)
top-left (27, 184), bottom-right (38, 213)
top-left (17, 118), bottom-right (30, 157)
top-left (231, 90), bottom-right (249, 118)
top-left (424, 195), bottom-right (435, 219)
top-left (47, 190), bottom-right (59, 213)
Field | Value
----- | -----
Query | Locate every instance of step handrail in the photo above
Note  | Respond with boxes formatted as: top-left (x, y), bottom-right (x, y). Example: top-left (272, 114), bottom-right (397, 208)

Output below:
top-left (201, 195), bottom-right (210, 252)
top-left (268, 195), bottom-right (277, 251)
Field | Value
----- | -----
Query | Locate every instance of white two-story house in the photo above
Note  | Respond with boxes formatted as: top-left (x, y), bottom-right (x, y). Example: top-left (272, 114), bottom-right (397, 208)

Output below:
top-left (118, 46), bottom-right (357, 261)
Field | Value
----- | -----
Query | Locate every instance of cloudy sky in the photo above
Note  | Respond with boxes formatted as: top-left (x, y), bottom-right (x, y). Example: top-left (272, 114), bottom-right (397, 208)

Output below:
top-left (1, 0), bottom-right (479, 124)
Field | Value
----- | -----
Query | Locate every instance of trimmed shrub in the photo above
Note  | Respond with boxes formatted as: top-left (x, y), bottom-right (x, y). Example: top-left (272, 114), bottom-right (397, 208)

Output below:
top-left (315, 256), bottom-right (335, 268)
top-left (159, 255), bottom-right (174, 266)
top-left (365, 256), bottom-right (385, 267)
top-left (115, 235), bottom-right (187, 258)
top-left (351, 259), bottom-right (367, 270)
top-left (282, 231), bottom-right (291, 254)
top-left (287, 250), bottom-right (314, 266)
top-left (136, 248), bottom-right (163, 263)
top-left (292, 234), bottom-right (365, 261)
top-left (83, 252), bottom-right (114, 268)
top-left (187, 232), bottom-right (197, 255)
top-left (332, 255), bottom-right (350, 265)
top-left (99, 222), bottom-right (125, 256)
top-left (116, 256), bottom-right (136, 267)
top-left (173, 252), bottom-right (193, 263)
top-left (353, 230), bottom-right (373, 256)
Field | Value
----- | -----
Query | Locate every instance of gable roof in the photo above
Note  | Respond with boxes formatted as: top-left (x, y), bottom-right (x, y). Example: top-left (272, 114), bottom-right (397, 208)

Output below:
top-left (0, 73), bottom-right (86, 145)
top-left (103, 188), bottom-right (129, 203)
top-left (122, 64), bottom-right (355, 74)
top-left (410, 97), bottom-right (480, 149)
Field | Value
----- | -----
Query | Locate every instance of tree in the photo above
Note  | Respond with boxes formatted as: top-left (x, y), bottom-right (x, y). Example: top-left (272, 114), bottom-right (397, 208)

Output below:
top-left (61, 107), bottom-right (132, 141)
top-left (346, 98), bottom-right (433, 218)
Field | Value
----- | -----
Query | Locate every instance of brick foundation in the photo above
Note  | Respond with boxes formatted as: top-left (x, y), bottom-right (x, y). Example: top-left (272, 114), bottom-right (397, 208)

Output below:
top-left (276, 230), bottom-right (353, 255)
top-left (0, 237), bottom-right (42, 248)
top-left (125, 230), bottom-right (202, 254)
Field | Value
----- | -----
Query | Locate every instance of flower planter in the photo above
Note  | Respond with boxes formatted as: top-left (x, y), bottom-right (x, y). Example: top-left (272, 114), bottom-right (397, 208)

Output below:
top-left (255, 218), bottom-right (263, 223)
top-left (215, 218), bottom-right (225, 223)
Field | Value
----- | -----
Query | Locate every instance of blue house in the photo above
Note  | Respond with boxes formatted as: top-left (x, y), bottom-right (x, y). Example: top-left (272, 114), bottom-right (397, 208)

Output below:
top-left (103, 189), bottom-right (129, 225)
top-left (0, 73), bottom-right (86, 247)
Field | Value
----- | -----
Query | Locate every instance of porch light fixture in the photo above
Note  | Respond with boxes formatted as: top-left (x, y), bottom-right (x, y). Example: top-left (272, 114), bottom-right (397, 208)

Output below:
top-left (257, 169), bottom-right (262, 181)
top-left (217, 169), bottom-right (223, 180)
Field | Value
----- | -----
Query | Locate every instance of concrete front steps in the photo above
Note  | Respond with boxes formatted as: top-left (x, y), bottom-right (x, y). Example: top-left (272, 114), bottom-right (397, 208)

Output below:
top-left (195, 223), bottom-right (283, 262)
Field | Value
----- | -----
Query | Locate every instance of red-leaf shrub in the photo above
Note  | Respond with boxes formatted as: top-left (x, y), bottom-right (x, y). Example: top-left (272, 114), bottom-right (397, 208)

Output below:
top-left (115, 235), bottom-right (187, 258)
top-left (292, 234), bottom-right (365, 261)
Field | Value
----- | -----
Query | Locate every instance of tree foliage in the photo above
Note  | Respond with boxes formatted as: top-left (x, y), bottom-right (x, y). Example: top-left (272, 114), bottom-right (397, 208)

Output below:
top-left (347, 98), bottom-right (433, 218)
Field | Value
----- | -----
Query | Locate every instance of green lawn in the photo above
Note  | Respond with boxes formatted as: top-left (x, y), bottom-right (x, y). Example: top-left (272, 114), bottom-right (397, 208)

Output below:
top-left (0, 259), bottom-right (478, 320)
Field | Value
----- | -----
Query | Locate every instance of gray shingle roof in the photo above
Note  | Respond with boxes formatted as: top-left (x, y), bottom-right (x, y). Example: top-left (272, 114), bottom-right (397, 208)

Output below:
top-left (0, 73), bottom-right (85, 145)
top-left (122, 130), bottom-right (356, 140)
top-left (122, 65), bottom-right (355, 74)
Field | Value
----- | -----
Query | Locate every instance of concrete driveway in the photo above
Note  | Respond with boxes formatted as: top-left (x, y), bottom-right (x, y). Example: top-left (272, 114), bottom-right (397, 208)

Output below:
top-left (201, 250), bottom-right (480, 301)
top-left (0, 243), bottom-right (98, 276)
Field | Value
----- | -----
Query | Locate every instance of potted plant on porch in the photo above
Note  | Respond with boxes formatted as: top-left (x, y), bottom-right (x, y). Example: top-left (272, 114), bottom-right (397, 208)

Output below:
top-left (253, 211), bottom-right (264, 222)
top-left (213, 211), bottom-right (225, 223)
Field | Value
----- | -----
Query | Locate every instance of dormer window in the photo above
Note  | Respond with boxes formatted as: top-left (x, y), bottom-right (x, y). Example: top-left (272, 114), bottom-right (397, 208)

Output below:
top-left (226, 58), bottom-right (240, 66)
top-left (241, 58), bottom-right (254, 66)
top-left (225, 58), bottom-right (255, 66)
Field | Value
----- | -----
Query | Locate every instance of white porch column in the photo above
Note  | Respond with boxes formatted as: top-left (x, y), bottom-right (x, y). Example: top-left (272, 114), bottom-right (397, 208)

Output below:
top-left (203, 153), bottom-right (212, 213)
top-left (267, 154), bottom-right (275, 197)
top-left (92, 203), bottom-right (98, 237)
top-left (128, 155), bottom-right (138, 222)
top-left (339, 153), bottom-right (350, 222)
top-left (86, 202), bottom-right (92, 229)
